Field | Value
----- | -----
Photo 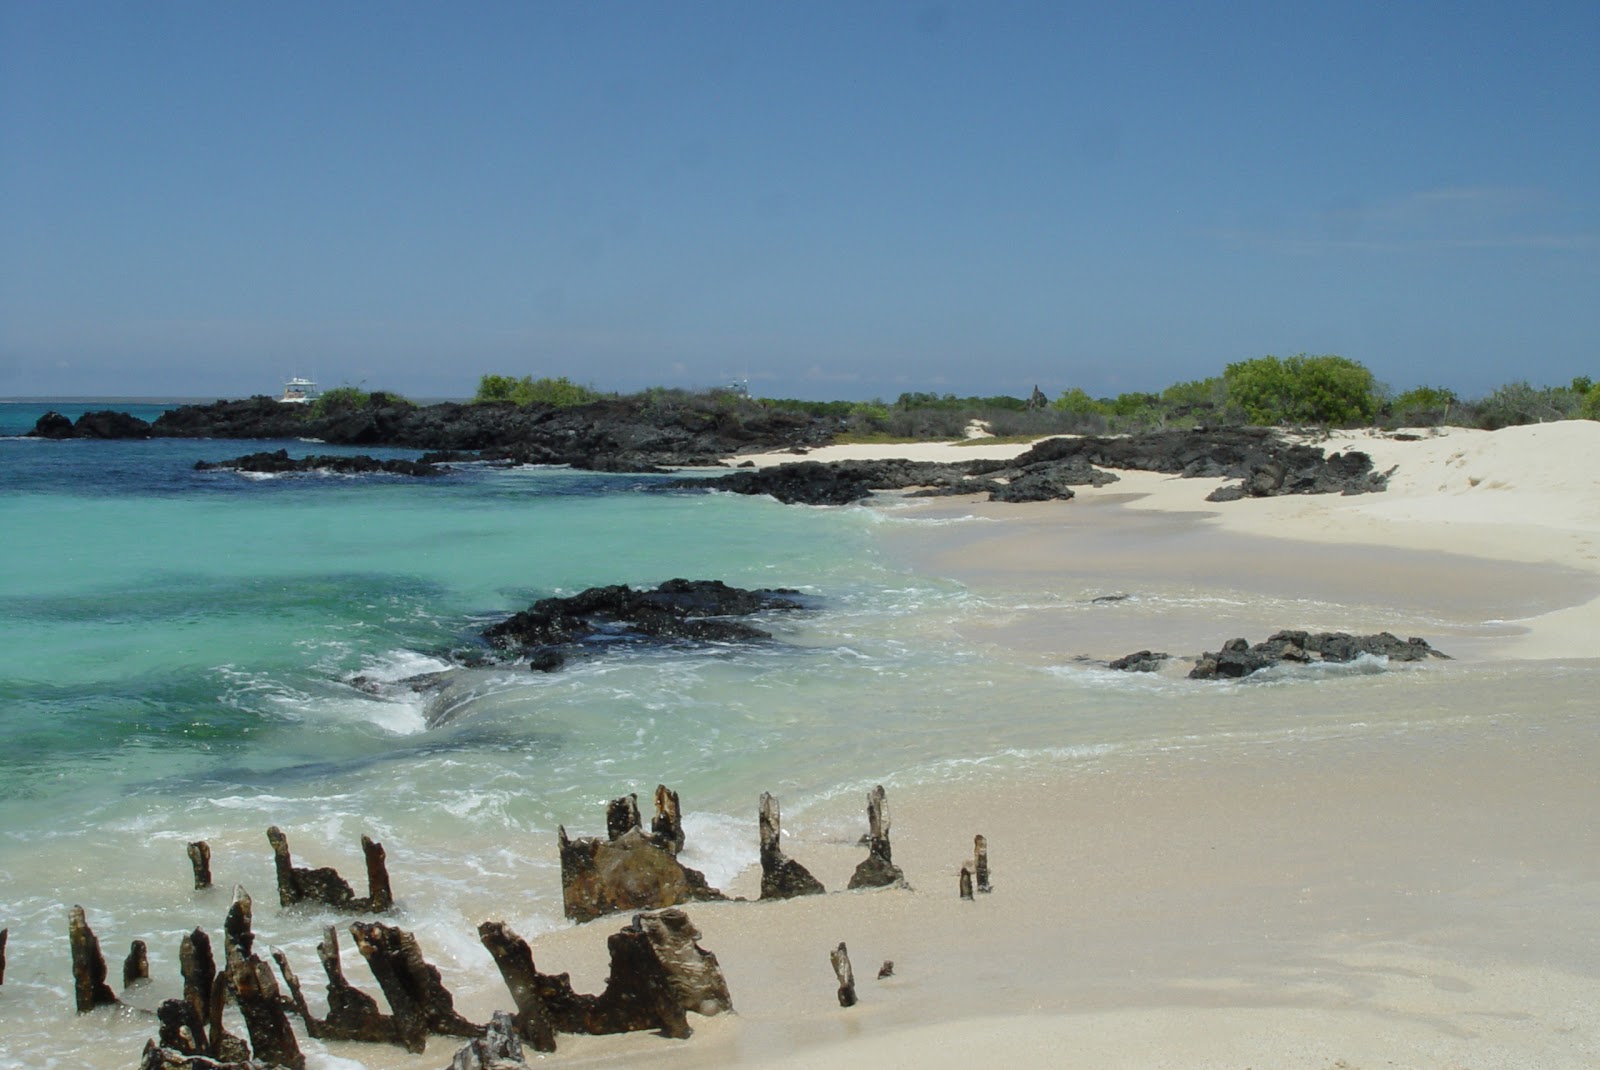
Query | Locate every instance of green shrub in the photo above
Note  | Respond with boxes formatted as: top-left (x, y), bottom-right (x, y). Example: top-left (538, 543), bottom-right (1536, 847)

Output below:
top-left (473, 374), bottom-right (602, 408)
top-left (1222, 354), bottom-right (1379, 426)
top-left (1581, 382), bottom-right (1600, 421)
top-left (1050, 387), bottom-right (1111, 417)
top-left (311, 386), bottom-right (370, 417)
top-left (1387, 385), bottom-right (1457, 426)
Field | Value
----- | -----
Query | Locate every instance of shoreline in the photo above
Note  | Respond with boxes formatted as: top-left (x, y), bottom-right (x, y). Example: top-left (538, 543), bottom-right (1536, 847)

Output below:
top-left (737, 422), bottom-right (1600, 661)
top-left (408, 696), bottom-right (1600, 1070)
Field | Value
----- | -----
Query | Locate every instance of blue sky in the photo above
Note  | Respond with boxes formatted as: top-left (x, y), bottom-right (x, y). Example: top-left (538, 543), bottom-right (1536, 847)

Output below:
top-left (1, 2), bottom-right (1595, 402)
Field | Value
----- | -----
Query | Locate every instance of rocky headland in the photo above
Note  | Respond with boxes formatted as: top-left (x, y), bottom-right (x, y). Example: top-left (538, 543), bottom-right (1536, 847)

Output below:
top-left (31, 400), bottom-right (1389, 504)
top-left (28, 395), bottom-right (836, 469)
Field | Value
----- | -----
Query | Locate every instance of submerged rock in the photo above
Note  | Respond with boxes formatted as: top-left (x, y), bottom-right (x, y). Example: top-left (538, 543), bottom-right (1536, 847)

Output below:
top-left (1188, 630), bottom-right (1449, 679)
top-left (195, 449), bottom-right (441, 477)
top-left (481, 578), bottom-right (805, 660)
top-left (1109, 650), bottom-right (1168, 672)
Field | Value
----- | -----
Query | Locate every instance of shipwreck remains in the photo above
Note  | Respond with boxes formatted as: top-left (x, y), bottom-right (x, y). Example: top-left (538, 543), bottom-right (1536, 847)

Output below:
top-left (652, 784), bottom-right (686, 856)
top-left (267, 825), bottom-right (394, 912)
top-left (273, 924), bottom-right (407, 1048)
top-left (829, 942), bottom-right (858, 1007)
top-left (447, 1011), bottom-right (526, 1070)
top-left (480, 909), bottom-right (730, 1046)
top-left (848, 785), bottom-right (907, 890)
top-left (186, 841), bottom-right (213, 890)
top-left (68, 905), bottom-right (119, 1013)
top-left (558, 786), bottom-right (728, 923)
top-left (124, 939), bottom-right (150, 987)
top-left (347, 920), bottom-right (485, 1053)
top-left (759, 792), bottom-right (825, 900)
top-left (222, 887), bottom-right (305, 1070)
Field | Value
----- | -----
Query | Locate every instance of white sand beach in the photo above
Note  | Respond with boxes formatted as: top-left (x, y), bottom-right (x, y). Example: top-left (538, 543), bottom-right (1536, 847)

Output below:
top-left (512, 422), bottom-right (1599, 1069)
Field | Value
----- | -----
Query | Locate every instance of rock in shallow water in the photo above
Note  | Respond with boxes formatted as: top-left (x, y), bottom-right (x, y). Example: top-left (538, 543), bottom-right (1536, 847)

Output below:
top-left (1188, 630), bottom-right (1449, 679)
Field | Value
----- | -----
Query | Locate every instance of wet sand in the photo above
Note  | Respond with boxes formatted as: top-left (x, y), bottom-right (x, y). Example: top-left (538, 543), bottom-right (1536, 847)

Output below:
top-left (402, 687), bottom-right (1600, 1069)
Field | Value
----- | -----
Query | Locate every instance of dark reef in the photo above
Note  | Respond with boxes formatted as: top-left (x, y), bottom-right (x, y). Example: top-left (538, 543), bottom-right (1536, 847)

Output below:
top-left (687, 427), bottom-right (1389, 505)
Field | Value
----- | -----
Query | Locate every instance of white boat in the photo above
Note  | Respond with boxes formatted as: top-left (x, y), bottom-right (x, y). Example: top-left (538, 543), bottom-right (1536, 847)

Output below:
top-left (280, 377), bottom-right (320, 404)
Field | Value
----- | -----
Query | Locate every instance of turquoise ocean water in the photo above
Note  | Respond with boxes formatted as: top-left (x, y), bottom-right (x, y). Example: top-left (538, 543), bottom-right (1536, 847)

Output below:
top-left (2, 400), bottom-right (1593, 1068)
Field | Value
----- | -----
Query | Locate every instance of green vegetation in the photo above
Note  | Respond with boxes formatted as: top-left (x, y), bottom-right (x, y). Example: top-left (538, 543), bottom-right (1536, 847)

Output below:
top-left (1222, 354), bottom-right (1380, 426)
top-left (474, 374), bottom-right (603, 407)
top-left (459, 357), bottom-right (1599, 440)
top-left (310, 386), bottom-right (413, 418)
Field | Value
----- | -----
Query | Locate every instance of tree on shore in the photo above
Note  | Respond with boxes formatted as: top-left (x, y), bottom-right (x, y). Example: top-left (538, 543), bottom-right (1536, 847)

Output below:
top-left (1222, 354), bottom-right (1380, 427)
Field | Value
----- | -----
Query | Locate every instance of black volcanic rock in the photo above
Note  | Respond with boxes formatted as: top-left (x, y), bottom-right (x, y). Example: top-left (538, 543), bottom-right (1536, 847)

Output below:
top-left (1109, 650), bottom-right (1168, 672)
top-left (1011, 428), bottom-right (1388, 497)
top-left (1188, 631), bottom-right (1449, 679)
top-left (690, 428), bottom-right (1384, 506)
top-left (194, 449), bottom-right (441, 477)
top-left (695, 460), bottom-right (973, 505)
top-left (482, 579), bottom-right (806, 661)
top-left (29, 411), bottom-right (76, 439)
top-left (28, 409), bottom-right (152, 439)
top-left (140, 396), bottom-right (838, 468)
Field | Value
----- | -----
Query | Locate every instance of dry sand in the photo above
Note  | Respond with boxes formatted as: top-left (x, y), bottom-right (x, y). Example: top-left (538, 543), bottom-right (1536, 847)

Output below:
top-left (322, 425), bottom-right (1600, 1068)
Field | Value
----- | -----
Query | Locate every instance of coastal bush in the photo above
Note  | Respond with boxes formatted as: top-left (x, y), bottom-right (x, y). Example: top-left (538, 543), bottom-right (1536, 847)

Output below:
top-left (1157, 377), bottom-right (1229, 425)
top-left (1465, 380), bottom-right (1588, 429)
top-left (1222, 354), bottom-right (1379, 426)
top-left (1386, 385), bottom-right (1457, 426)
top-left (893, 391), bottom-right (1028, 411)
top-left (760, 397), bottom-right (858, 419)
top-left (1581, 381), bottom-right (1600, 421)
top-left (311, 386), bottom-right (371, 417)
top-left (474, 374), bottom-right (602, 408)
top-left (1050, 387), bottom-right (1110, 418)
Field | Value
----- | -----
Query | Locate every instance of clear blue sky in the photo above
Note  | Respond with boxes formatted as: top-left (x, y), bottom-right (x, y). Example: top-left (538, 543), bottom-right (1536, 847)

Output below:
top-left (2, 2), bottom-right (1595, 402)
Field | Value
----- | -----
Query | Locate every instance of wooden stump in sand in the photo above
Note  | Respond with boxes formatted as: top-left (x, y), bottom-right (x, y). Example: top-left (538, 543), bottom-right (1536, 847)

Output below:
top-left (559, 790), bottom-right (729, 923)
top-left (758, 792), bottom-right (825, 899)
top-left (847, 785), bottom-right (907, 890)
top-left (479, 908), bottom-right (731, 1047)
top-left (272, 924), bottom-right (406, 1048)
top-left (349, 919), bottom-right (485, 1053)
top-left (67, 905), bottom-right (118, 1013)
top-left (266, 826), bottom-right (393, 912)
top-left (186, 840), bottom-right (212, 890)
top-left (124, 939), bottom-right (150, 987)
top-left (224, 940), bottom-right (305, 1070)
top-left (829, 942), bottom-right (858, 1007)
top-left (652, 784), bottom-right (686, 856)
